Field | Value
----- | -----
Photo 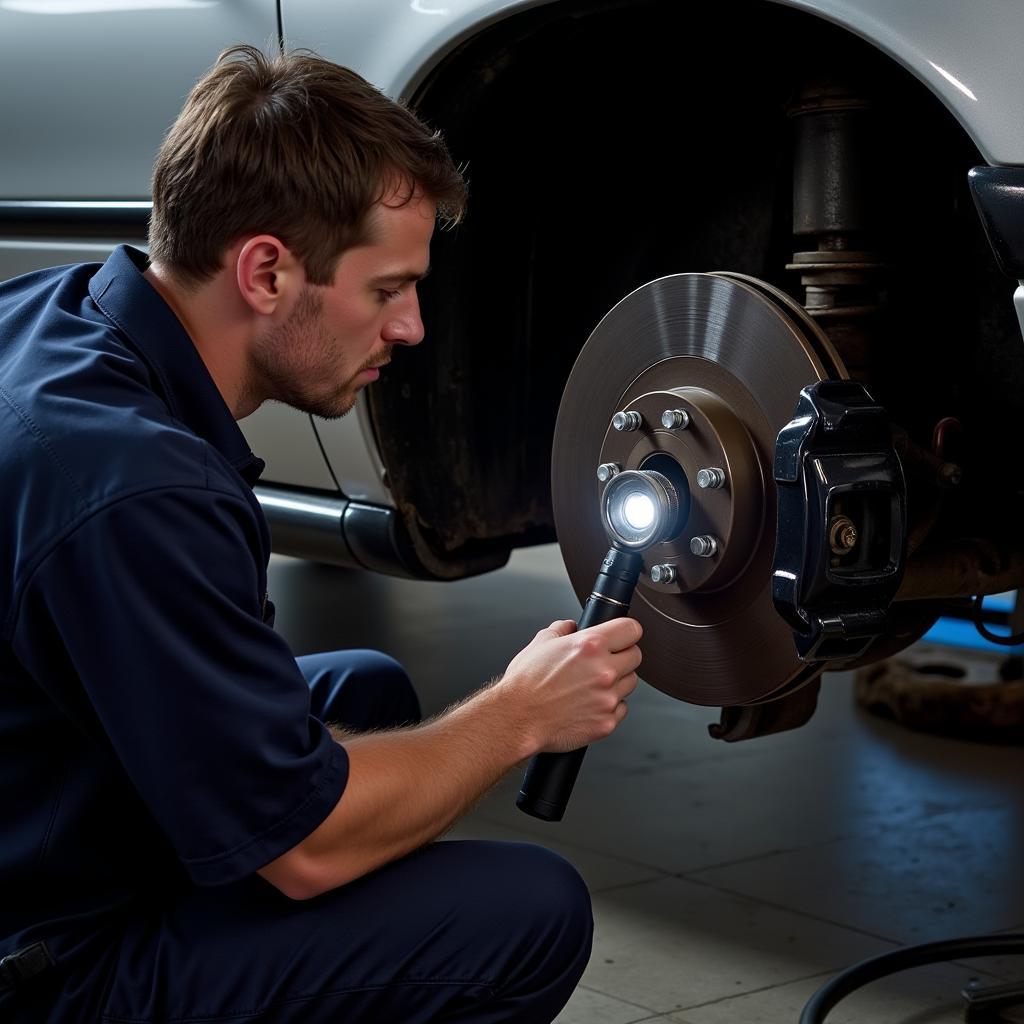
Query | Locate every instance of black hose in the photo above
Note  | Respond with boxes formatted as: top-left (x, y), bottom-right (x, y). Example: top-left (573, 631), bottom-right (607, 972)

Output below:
top-left (973, 595), bottom-right (1024, 647)
top-left (800, 934), bottom-right (1024, 1023)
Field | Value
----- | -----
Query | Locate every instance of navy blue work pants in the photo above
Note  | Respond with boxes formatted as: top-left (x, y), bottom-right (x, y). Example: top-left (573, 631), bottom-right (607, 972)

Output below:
top-left (31, 650), bottom-right (593, 1023)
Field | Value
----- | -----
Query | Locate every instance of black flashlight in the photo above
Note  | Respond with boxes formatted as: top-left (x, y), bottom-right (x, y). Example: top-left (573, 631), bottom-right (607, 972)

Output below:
top-left (516, 468), bottom-right (682, 821)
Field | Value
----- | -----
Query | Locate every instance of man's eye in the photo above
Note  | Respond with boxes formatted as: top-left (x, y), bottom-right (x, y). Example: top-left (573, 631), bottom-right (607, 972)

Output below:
top-left (378, 288), bottom-right (401, 303)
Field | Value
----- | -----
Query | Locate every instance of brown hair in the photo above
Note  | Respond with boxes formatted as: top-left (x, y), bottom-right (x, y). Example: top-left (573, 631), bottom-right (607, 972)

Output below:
top-left (148, 45), bottom-right (466, 287)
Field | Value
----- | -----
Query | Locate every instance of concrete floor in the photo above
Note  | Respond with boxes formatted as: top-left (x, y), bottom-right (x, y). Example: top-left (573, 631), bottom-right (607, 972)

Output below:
top-left (269, 544), bottom-right (1024, 1024)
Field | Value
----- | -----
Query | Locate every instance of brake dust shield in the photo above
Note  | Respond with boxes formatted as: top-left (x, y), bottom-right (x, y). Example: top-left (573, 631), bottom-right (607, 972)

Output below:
top-left (552, 272), bottom-right (847, 707)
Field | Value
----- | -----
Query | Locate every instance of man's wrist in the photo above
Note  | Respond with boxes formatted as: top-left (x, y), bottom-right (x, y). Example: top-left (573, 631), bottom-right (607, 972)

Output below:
top-left (460, 676), bottom-right (538, 767)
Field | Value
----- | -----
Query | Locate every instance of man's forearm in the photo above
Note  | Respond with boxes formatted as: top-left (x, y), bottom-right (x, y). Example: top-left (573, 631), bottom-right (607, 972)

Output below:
top-left (296, 681), bottom-right (535, 894)
top-left (259, 615), bottom-right (642, 900)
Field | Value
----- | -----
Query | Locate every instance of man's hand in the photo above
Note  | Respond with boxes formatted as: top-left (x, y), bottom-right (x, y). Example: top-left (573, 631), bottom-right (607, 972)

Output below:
top-left (497, 616), bottom-right (643, 755)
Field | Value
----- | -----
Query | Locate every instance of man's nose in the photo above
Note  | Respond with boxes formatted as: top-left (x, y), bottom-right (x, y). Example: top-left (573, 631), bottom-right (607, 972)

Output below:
top-left (383, 293), bottom-right (425, 347)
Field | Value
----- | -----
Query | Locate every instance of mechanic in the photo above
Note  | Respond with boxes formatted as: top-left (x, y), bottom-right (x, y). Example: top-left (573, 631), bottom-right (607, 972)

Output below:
top-left (0, 45), bottom-right (643, 1024)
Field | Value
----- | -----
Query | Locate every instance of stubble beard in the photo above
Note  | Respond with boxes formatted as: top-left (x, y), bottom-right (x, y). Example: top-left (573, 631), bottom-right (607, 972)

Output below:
top-left (253, 286), bottom-right (359, 421)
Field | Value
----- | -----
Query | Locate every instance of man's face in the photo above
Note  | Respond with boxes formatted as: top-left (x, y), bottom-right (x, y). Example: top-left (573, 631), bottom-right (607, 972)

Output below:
top-left (253, 191), bottom-right (436, 420)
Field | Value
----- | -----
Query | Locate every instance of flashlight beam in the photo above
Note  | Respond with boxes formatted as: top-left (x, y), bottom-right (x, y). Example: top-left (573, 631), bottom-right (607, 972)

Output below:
top-left (623, 492), bottom-right (656, 530)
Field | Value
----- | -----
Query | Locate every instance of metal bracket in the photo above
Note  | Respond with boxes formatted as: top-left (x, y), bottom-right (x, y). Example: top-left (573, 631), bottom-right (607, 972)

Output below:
top-left (962, 977), bottom-right (1024, 1022)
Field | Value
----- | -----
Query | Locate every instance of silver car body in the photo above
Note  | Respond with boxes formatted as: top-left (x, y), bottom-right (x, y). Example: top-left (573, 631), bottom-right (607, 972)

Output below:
top-left (2, 0), bottom-right (1022, 558)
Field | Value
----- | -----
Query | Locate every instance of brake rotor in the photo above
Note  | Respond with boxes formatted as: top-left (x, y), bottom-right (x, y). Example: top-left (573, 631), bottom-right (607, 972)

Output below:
top-left (552, 272), bottom-right (847, 707)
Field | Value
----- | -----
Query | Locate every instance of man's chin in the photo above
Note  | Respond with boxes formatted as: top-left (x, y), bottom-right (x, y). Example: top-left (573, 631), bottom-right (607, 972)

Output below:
top-left (304, 391), bottom-right (358, 421)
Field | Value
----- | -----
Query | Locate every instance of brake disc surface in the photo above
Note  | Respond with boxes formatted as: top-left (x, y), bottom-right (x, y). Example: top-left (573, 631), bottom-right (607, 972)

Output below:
top-left (552, 272), bottom-right (846, 706)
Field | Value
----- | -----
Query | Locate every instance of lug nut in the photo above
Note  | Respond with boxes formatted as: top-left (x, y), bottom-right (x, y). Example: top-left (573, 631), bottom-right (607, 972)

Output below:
top-left (650, 564), bottom-right (677, 584)
top-left (690, 534), bottom-right (719, 558)
top-left (596, 462), bottom-right (621, 483)
top-left (660, 408), bottom-right (690, 430)
top-left (696, 467), bottom-right (726, 490)
top-left (612, 410), bottom-right (643, 432)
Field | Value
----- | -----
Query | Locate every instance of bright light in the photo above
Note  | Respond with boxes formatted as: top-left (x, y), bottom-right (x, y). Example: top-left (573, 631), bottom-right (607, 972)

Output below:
top-left (622, 493), bottom-right (656, 531)
top-left (602, 468), bottom-right (678, 549)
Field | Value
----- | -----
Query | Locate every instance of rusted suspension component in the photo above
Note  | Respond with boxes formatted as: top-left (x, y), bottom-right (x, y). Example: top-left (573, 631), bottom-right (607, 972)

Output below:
top-left (897, 538), bottom-right (1024, 602)
top-left (891, 423), bottom-right (963, 556)
top-left (787, 81), bottom-right (885, 382)
top-left (856, 660), bottom-right (1024, 743)
top-left (893, 427), bottom-right (962, 491)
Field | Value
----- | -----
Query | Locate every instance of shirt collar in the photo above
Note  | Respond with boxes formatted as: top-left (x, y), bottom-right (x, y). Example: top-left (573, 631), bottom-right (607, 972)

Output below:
top-left (88, 245), bottom-right (264, 486)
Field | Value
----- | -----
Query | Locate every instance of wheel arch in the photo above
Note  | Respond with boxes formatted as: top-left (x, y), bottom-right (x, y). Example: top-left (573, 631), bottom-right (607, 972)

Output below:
top-left (362, 0), bottom-right (1019, 577)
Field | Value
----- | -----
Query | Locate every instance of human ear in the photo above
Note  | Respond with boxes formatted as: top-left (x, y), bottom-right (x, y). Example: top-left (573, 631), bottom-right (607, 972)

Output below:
top-left (235, 236), bottom-right (301, 316)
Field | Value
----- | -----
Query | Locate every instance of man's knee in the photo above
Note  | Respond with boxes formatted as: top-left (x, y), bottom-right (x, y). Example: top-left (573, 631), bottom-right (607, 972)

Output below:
top-left (457, 841), bottom-right (593, 1021)
top-left (346, 650), bottom-right (420, 727)
top-left (300, 649), bottom-right (420, 730)
top-left (509, 843), bottom-right (593, 971)
top-left (442, 841), bottom-right (593, 990)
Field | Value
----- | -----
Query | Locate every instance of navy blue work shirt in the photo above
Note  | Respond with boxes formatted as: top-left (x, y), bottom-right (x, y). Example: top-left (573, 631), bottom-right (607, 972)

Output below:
top-left (0, 246), bottom-right (348, 970)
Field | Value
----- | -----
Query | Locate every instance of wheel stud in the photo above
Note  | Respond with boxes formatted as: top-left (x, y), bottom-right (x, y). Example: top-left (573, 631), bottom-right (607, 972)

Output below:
top-left (696, 467), bottom-right (726, 490)
top-left (660, 409), bottom-right (690, 430)
top-left (650, 564), bottom-right (677, 584)
top-left (690, 535), bottom-right (719, 558)
top-left (612, 411), bottom-right (643, 432)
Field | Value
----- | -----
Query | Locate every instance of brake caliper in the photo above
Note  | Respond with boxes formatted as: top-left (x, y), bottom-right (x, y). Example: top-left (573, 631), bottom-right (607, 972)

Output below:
top-left (773, 380), bottom-right (907, 662)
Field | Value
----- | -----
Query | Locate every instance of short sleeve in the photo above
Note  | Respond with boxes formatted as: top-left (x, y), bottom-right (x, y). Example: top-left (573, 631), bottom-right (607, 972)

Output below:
top-left (12, 485), bottom-right (348, 886)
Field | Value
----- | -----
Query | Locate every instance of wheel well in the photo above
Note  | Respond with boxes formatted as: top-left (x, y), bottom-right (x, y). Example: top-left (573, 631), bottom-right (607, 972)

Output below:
top-left (368, 0), bottom-right (1020, 577)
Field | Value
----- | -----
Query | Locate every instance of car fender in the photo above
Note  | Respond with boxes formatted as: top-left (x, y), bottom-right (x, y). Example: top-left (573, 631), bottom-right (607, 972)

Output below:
top-left (282, 0), bottom-right (1024, 166)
